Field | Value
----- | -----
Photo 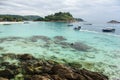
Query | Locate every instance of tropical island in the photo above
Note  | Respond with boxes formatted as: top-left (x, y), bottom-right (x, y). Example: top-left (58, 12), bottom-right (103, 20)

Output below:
top-left (35, 12), bottom-right (74, 22)
top-left (0, 12), bottom-right (84, 22)
top-left (35, 12), bottom-right (84, 22)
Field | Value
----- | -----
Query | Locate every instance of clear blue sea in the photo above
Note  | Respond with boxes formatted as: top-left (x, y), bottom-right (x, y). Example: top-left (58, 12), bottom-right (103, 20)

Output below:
top-left (0, 22), bottom-right (120, 79)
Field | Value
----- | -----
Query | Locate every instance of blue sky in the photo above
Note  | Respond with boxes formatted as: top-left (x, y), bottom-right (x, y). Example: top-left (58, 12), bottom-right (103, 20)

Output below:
top-left (0, 0), bottom-right (120, 23)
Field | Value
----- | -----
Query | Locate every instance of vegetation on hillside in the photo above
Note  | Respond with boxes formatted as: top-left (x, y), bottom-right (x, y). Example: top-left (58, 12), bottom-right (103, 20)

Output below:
top-left (23, 15), bottom-right (41, 21)
top-left (0, 15), bottom-right (41, 21)
top-left (35, 12), bottom-right (76, 22)
top-left (0, 15), bottom-right (27, 21)
top-left (45, 12), bottom-right (74, 21)
top-left (0, 12), bottom-right (84, 22)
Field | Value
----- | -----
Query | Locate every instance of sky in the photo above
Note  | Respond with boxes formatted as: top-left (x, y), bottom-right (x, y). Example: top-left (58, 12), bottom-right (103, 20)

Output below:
top-left (0, 0), bottom-right (120, 23)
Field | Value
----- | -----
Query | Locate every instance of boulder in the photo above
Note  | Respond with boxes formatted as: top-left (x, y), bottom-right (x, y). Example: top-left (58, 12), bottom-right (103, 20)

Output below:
top-left (51, 64), bottom-right (76, 79)
top-left (80, 69), bottom-right (108, 80)
top-left (51, 75), bottom-right (63, 80)
top-left (0, 77), bottom-right (8, 80)
top-left (0, 69), bottom-right (14, 79)
top-left (30, 75), bottom-right (50, 80)
top-left (18, 54), bottom-right (35, 61)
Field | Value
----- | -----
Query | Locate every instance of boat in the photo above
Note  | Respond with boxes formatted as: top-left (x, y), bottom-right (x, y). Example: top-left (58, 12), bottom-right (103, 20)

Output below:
top-left (74, 26), bottom-right (81, 30)
top-left (102, 28), bottom-right (115, 32)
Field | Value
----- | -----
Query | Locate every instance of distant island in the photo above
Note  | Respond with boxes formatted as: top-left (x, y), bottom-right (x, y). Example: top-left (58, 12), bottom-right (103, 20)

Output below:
top-left (0, 12), bottom-right (84, 22)
top-left (107, 20), bottom-right (120, 23)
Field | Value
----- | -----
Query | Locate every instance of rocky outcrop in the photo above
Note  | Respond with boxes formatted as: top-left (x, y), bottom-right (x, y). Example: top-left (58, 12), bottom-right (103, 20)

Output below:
top-left (18, 54), bottom-right (35, 61)
top-left (0, 69), bottom-right (14, 79)
top-left (0, 53), bottom-right (109, 80)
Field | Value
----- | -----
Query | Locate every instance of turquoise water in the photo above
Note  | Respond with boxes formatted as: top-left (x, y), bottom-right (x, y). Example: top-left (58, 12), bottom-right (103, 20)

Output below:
top-left (0, 22), bottom-right (120, 79)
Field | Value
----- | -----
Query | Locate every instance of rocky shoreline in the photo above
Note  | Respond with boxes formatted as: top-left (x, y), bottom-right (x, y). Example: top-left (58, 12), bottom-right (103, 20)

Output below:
top-left (0, 53), bottom-right (108, 80)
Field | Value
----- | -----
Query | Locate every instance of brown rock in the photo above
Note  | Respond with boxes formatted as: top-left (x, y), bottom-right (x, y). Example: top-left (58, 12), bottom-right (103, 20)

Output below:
top-left (31, 75), bottom-right (50, 80)
top-left (18, 54), bottom-right (34, 60)
top-left (51, 64), bottom-right (73, 74)
top-left (81, 69), bottom-right (108, 80)
top-left (24, 75), bottom-right (32, 80)
top-left (0, 77), bottom-right (8, 80)
top-left (51, 75), bottom-right (63, 80)
top-left (0, 69), bottom-right (14, 79)
top-left (51, 64), bottom-right (76, 79)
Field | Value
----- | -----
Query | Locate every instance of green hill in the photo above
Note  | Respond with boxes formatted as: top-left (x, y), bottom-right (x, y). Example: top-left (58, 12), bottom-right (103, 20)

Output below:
top-left (0, 15), bottom-right (27, 21)
top-left (35, 12), bottom-right (75, 22)
top-left (0, 15), bottom-right (42, 21)
top-left (23, 15), bottom-right (41, 21)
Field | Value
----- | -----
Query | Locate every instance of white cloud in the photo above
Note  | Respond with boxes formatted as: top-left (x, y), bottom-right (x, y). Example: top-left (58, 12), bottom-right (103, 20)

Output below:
top-left (0, 0), bottom-right (120, 22)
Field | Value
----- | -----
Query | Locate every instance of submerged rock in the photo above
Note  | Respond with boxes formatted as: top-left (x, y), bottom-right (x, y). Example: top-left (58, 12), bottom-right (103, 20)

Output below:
top-left (0, 37), bottom-right (22, 43)
top-left (53, 36), bottom-right (67, 41)
top-left (70, 42), bottom-right (91, 52)
top-left (80, 68), bottom-right (108, 80)
top-left (29, 35), bottom-right (51, 42)
top-left (0, 47), bottom-right (4, 50)
top-left (68, 62), bottom-right (82, 69)
top-left (85, 53), bottom-right (95, 58)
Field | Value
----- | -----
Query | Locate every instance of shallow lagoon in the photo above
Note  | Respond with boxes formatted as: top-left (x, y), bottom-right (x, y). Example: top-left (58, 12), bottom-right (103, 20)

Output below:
top-left (0, 22), bottom-right (120, 79)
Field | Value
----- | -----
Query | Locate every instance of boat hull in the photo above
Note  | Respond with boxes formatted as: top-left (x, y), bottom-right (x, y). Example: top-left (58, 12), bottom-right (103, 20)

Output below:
top-left (102, 29), bottom-right (115, 32)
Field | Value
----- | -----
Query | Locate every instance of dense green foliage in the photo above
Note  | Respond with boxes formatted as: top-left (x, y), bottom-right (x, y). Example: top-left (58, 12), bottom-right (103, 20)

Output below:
top-left (0, 15), bottom-right (41, 21)
top-left (35, 12), bottom-right (75, 22)
top-left (0, 13), bottom-right (84, 22)
top-left (44, 12), bottom-right (74, 21)
top-left (0, 15), bottom-right (27, 21)
top-left (23, 15), bottom-right (41, 21)
top-left (34, 17), bottom-right (44, 21)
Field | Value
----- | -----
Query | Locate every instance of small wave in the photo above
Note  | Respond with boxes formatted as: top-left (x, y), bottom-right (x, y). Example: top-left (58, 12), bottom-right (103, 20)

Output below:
top-left (80, 30), bottom-right (99, 33)
top-left (80, 29), bottom-right (120, 38)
